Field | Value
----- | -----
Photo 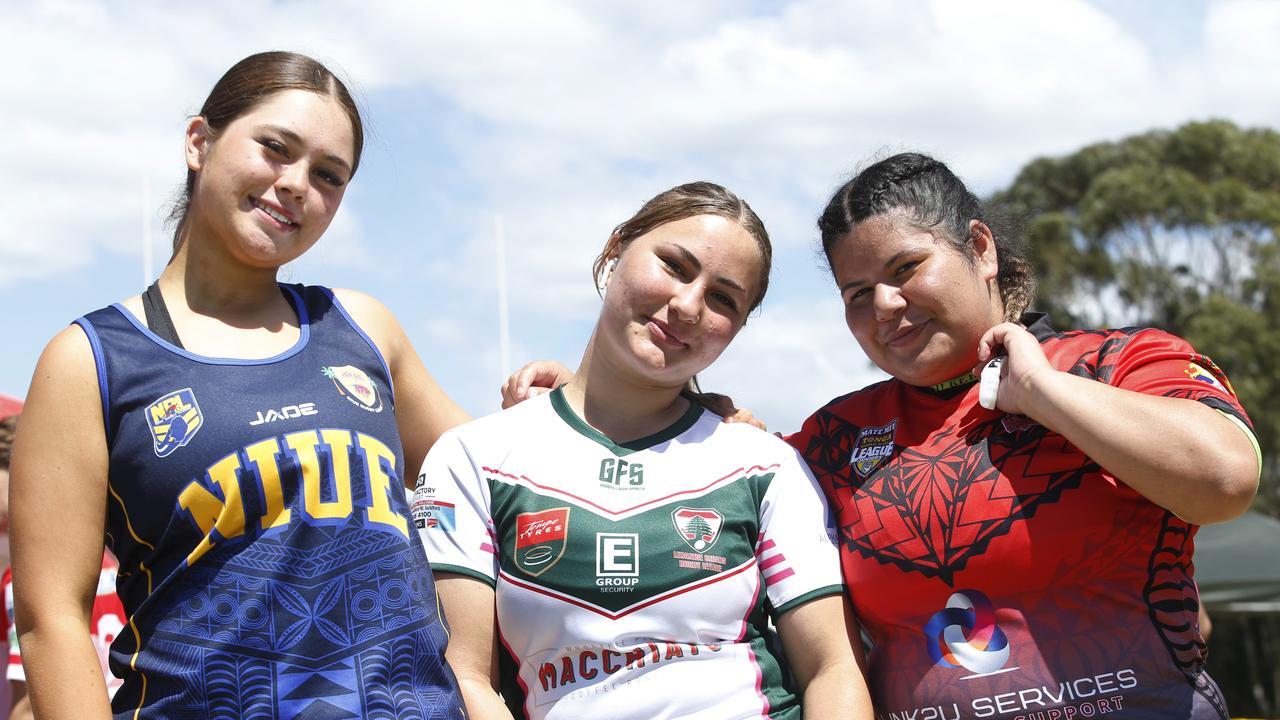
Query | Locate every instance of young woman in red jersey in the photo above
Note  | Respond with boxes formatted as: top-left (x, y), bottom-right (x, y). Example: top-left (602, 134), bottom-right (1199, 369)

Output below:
top-left (801, 152), bottom-right (1257, 720)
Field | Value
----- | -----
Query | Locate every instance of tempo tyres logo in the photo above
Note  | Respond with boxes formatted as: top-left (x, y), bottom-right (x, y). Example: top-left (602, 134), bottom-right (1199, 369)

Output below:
top-left (923, 590), bottom-right (1017, 678)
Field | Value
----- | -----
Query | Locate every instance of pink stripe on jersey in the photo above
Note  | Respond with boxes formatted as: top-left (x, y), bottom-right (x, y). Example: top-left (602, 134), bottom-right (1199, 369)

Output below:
top-left (480, 542), bottom-right (496, 555)
top-left (482, 463), bottom-right (782, 517)
top-left (496, 623), bottom-right (533, 719)
top-left (735, 572), bottom-right (771, 718)
top-left (758, 554), bottom-right (785, 570)
top-left (502, 558), bottom-right (758, 620)
top-left (763, 567), bottom-right (796, 585)
top-left (757, 539), bottom-right (777, 553)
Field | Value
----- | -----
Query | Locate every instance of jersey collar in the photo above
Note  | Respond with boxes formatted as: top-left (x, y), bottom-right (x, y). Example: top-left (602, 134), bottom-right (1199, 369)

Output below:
top-left (912, 311), bottom-right (1053, 398)
top-left (549, 386), bottom-right (704, 457)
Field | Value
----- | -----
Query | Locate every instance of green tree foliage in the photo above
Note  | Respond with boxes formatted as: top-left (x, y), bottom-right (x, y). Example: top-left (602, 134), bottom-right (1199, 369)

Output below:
top-left (990, 120), bottom-right (1280, 517)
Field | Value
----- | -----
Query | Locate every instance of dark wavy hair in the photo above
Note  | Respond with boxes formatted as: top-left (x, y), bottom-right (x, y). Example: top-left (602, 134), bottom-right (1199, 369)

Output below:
top-left (817, 152), bottom-right (1035, 320)
top-left (169, 51), bottom-right (364, 249)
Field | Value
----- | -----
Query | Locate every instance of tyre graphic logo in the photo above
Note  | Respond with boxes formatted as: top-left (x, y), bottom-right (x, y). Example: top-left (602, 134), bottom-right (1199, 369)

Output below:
top-left (523, 546), bottom-right (554, 565)
top-left (922, 590), bottom-right (1015, 677)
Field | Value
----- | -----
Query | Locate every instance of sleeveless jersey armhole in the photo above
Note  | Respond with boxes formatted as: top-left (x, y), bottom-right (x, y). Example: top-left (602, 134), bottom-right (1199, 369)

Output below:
top-left (73, 317), bottom-right (113, 447)
top-left (322, 287), bottom-right (396, 407)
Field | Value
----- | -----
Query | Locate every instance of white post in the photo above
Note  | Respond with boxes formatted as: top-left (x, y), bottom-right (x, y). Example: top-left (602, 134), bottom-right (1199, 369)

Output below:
top-left (142, 176), bottom-right (153, 286)
top-left (496, 214), bottom-right (512, 379)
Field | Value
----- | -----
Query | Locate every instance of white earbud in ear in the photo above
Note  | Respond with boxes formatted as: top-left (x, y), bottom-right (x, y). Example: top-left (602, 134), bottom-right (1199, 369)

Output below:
top-left (597, 258), bottom-right (618, 294)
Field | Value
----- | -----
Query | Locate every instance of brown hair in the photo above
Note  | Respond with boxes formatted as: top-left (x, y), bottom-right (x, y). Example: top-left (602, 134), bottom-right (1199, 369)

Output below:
top-left (593, 181), bottom-right (773, 314)
top-left (169, 51), bottom-right (365, 248)
top-left (818, 152), bottom-right (1036, 320)
top-left (0, 415), bottom-right (17, 470)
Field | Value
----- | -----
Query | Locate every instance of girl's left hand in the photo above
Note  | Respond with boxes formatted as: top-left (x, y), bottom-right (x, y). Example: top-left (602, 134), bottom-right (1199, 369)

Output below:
top-left (975, 322), bottom-right (1056, 417)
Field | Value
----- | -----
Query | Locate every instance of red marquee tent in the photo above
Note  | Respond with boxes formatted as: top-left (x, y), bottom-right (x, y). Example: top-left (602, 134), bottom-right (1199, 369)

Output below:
top-left (0, 393), bottom-right (22, 419)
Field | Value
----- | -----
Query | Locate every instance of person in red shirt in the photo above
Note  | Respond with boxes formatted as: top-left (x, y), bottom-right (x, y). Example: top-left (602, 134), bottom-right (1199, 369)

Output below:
top-left (787, 152), bottom-right (1259, 720)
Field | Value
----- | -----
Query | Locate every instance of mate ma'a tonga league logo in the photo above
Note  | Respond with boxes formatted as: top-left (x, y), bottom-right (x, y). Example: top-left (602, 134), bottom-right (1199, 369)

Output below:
top-left (515, 507), bottom-right (570, 576)
top-left (850, 419), bottom-right (897, 478)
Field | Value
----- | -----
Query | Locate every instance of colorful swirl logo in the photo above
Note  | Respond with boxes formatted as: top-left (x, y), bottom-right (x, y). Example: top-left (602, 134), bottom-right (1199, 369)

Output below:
top-left (923, 590), bottom-right (1012, 676)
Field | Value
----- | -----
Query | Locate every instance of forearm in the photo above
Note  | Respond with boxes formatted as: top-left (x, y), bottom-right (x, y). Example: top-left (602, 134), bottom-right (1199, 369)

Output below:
top-left (455, 675), bottom-right (515, 720)
top-left (9, 681), bottom-right (33, 720)
top-left (801, 660), bottom-right (875, 719)
top-left (1022, 369), bottom-right (1258, 523)
top-left (18, 622), bottom-right (112, 720)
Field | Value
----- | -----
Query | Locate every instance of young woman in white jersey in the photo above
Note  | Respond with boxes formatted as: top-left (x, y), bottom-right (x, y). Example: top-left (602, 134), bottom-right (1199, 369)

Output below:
top-left (417, 182), bottom-right (873, 719)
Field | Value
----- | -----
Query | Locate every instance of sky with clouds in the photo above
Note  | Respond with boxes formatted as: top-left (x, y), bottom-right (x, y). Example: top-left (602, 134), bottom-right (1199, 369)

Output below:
top-left (2, 0), bottom-right (1278, 432)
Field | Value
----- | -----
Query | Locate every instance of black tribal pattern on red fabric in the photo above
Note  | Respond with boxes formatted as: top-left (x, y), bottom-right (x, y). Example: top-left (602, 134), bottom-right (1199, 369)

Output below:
top-left (795, 322), bottom-right (1249, 718)
top-left (796, 407), bottom-right (1098, 586)
top-left (1146, 512), bottom-right (1229, 718)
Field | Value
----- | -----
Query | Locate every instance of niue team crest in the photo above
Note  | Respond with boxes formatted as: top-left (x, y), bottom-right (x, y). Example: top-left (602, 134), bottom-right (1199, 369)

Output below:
top-left (146, 388), bottom-right (203, 458)
top-left (515, 507), bottom-right (570, 576)
top-left (850, 419), bottom-right (897, 478)
top-left (323, 365), bottom-right (383, 412)
top-left (672, 507), bottom-right (724, 552)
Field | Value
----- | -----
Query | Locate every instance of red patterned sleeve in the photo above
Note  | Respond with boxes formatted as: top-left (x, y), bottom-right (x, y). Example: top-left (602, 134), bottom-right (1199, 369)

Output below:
top-left (1103, 329), bottom-right (1252, 429)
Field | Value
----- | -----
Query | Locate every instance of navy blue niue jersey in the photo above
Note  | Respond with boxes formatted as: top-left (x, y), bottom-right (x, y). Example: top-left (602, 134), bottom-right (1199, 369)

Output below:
top-left (77, 285), bottom-right (464, 719)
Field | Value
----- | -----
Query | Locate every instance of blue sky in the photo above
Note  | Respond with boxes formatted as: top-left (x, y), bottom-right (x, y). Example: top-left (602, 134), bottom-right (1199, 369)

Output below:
top-left (2, 0), bottom-right (1278, 432)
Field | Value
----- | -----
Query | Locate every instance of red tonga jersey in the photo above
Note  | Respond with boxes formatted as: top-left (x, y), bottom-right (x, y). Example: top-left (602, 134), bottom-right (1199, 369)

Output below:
top-left (788, 315), bottom-right (1257, 720)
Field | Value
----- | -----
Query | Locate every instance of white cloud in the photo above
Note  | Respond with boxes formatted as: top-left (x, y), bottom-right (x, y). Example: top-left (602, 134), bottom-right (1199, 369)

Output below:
top-left (698, 295), bottom-right (888, 433)
top-left (4, 0), bottom-right (1280, 412)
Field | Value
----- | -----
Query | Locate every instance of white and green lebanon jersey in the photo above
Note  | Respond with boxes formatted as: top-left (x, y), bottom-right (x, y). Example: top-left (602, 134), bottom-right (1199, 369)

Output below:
top-left (413, 388), bottom-right (844, 720)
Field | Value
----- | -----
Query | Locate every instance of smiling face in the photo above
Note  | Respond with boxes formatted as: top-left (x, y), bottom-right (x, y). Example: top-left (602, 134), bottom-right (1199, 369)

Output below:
top-left (595, 214), bottom-right (763, 387)
top-left (184, 89), bottom-right (355, 269)
top-left (832, 212), bottom-right (1005, 386)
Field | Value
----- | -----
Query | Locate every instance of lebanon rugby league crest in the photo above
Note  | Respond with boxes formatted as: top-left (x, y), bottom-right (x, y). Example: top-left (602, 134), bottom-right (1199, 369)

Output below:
top-left (323, 365), bottom-right (383, 412)
top-left (146, 388), bottom-right (203, 457)
top-left (516, 507), bottom-right (570, 576)
top-left (672, 507), bottom-right (724, 552)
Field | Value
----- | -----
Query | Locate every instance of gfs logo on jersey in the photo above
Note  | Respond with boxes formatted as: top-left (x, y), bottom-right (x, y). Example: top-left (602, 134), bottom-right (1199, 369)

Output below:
top-left (515, 508), bottom-right (570, 577)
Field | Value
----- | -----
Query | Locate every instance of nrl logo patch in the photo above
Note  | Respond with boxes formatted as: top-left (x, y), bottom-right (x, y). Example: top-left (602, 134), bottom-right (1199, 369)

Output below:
top-left (515, 507), bottom-right (570, 576)
top-left (323, 365), bottom-right (383, 412)
top-left (146, 388), bottom-right (203, 458)
top-left (850, 419), bottom-right (897, 478)
top-left (672, 507), bottom-right (724, 552)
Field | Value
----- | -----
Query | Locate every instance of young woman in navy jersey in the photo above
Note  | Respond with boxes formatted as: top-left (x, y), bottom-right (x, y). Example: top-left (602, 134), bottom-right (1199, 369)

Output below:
top-left (10, 52), bottom-right (467, 719)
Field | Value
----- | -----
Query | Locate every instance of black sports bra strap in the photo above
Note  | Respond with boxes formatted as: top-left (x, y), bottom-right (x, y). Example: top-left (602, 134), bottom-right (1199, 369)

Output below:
top-left (141, 281), bottom-right (184, 349)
